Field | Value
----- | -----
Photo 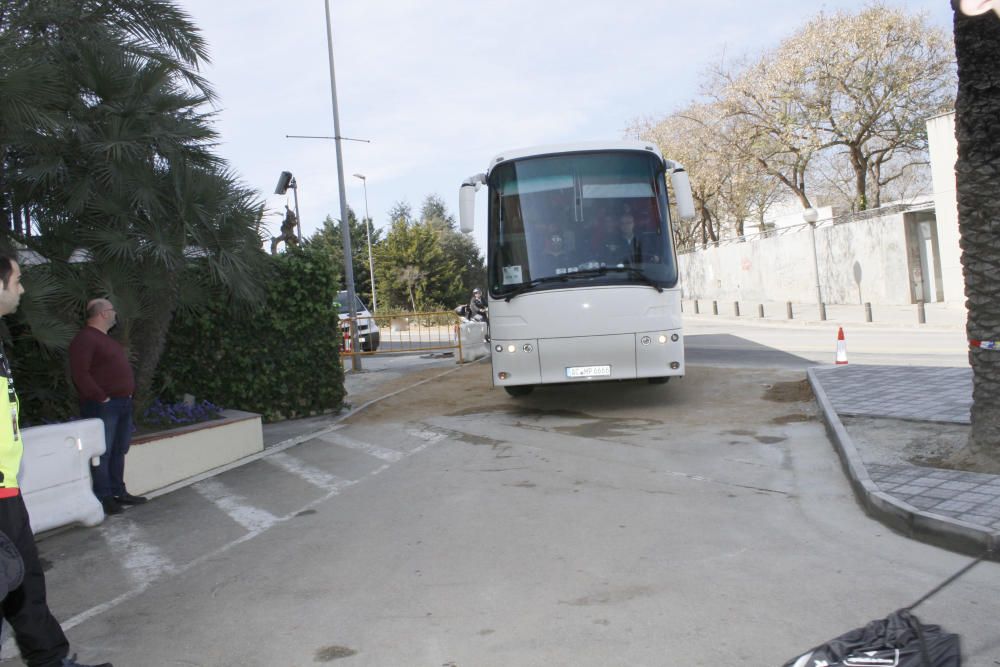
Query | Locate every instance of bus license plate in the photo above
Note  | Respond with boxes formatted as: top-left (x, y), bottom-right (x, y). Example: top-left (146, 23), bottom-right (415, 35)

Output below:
top-left (566, 365), bottom-right (611, 378)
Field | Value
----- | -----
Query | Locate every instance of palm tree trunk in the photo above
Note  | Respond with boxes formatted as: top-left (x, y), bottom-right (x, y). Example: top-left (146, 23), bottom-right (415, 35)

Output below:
top-left (954, 7), bottom-right (1000, 466)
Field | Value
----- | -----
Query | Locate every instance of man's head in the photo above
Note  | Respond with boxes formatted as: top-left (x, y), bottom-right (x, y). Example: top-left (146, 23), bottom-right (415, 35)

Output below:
top-left (86, 298), bottom-right (117, 332)
top-left (0, 255), bottom-right (25, 317)
top-left (473, 288), bottom-right (482, 298)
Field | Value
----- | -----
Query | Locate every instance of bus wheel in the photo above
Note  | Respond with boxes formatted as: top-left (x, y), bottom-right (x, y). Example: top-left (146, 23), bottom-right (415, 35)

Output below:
top-left (648, 377), bottom-right (670, 385)
top-left (504, 385), bottom-right (534, 397)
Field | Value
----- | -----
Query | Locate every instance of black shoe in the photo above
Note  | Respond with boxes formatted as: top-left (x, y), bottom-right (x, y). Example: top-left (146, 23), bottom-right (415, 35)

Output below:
top-left (114, 492), bottom-right (148, 505)
top-left (62, 654), bottom-right (112, 667)
top-left (101, 498), bottom-right (123, 516)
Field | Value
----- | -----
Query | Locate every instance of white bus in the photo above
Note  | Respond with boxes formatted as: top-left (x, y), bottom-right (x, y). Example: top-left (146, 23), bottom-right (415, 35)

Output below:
top-left (459, 141), bottom-right (696, 396)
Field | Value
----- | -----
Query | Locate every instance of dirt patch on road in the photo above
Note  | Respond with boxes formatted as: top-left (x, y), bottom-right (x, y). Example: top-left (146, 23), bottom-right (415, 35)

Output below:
top-left (762, 379), bottom-right (814, 403)
top-left (346, 361), bottom-right (499, 424)
top-left (346, 361), bottom-right (811, 433)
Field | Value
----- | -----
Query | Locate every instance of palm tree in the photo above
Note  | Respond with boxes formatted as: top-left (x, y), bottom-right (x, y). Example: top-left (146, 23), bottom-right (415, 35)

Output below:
top-left (1, 1), bottom-right (269, 415)
top-left (953, 3), bottom-right (1000, 468)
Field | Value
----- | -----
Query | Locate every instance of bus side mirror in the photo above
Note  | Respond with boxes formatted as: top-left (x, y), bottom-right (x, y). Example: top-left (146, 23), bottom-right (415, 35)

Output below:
top-left (670, 169), bottom-right (696, 221)
top-left (459, 174), bottom-right (485, 234)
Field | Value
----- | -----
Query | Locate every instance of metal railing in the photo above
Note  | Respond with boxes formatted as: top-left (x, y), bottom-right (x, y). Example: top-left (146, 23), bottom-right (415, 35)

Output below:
top-left (339, 310), bottom-right (471, 358)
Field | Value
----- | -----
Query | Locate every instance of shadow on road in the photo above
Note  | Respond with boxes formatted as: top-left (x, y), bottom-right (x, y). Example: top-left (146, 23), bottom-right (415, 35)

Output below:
top-left (685, 333), bottom-right (816, 369)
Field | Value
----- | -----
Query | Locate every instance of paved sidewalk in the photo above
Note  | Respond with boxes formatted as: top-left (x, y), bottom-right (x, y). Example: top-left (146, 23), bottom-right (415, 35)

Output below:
top-left (809, 364), bottom-right (1000, 559)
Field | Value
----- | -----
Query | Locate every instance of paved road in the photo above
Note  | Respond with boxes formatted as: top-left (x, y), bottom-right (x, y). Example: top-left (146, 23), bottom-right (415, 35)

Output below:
top-left (684, 319), bottom-right (969, 368)
top-left (3, 331), bottom-right (996, 666)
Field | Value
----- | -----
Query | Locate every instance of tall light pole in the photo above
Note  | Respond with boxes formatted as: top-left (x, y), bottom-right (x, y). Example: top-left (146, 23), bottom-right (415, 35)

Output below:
top-left (803, 207), bottom-right (827, 321)
top-left (353, 173), bottom-right (377, 313)
top-left (323, 0), bottom-right (361, 371)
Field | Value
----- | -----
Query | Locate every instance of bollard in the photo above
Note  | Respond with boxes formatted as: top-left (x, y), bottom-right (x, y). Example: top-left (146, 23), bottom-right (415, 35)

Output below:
top-left (734, 301), bottom-right (741, 317)
top-left (713, 300), bottom-right (718, 315)
top-left (786, 301), bottom-right (794, 320)
top-left (917, 301), bottom-right (926, 324)
top-left (865, 302), bottom-right (873, 323)
top-left (758, 304), bottom-right (765, 318)
top-left (819, 302), bottom-right (827, 321)
top-left (694, 299), bottom-right (700, 314)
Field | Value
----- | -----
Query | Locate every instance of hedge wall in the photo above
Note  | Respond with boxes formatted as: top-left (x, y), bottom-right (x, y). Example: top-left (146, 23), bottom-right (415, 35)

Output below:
top-left (156, 245), bottom-right (345, 422)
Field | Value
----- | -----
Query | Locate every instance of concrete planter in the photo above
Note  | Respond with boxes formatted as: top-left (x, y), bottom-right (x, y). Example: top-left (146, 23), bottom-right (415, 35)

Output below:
top-left (125, 409), bottom-right (263, 495)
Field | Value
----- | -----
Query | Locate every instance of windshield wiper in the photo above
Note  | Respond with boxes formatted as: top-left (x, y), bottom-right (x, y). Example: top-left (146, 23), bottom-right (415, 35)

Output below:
top-left (501, 274), bottom-right (572, 301)
top-left (569, 265), bottom-right (664, 292)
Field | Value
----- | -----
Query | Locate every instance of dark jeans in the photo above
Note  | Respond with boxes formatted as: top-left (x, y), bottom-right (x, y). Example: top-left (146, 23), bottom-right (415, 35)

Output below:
top-left (0, 495), bottom-right (69, 667)
top-left (81, 397), bottom-right (133, 500)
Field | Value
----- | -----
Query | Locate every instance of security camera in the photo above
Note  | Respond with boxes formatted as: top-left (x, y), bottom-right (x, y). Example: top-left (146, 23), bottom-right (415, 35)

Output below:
top-left (274, 171), bottom-right (294, 195)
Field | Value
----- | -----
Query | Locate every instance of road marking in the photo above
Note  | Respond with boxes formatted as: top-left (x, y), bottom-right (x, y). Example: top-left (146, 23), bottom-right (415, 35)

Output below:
top-left (265, 452), bottom-right (355, 492)
top-left (406, 427), bottom-right (447, 443)
top-left (31, 425), bottom-right (447, 640)
top-left (319, 431), bottom-right (404, 462)
top-left (99, 519), bottom-right (177, 585)
top-left (193, 478), bottom-right (279, 533)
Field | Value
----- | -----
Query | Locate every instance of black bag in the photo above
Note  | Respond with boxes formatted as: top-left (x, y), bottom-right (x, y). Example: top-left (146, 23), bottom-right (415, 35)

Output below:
top-left (783, 609), bottom-right (960, 667)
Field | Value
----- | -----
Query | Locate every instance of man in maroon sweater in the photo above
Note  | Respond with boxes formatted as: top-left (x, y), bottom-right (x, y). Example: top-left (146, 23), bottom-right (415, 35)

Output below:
top-left (68, 299), bottom-right (146, 516)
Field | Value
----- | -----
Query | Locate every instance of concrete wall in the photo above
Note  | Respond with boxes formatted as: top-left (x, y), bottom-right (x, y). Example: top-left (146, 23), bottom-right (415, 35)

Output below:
top-left (679, 213), bottom-right (914, 305)
top-left (927, 112), bottom-right (964, 304)
top-left (679, 111), bottom-right (966, 308)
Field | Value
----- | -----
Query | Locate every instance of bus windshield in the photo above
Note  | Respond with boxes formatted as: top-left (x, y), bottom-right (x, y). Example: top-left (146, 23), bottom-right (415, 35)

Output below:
top-left (487, 150), bottom-right (678, 297)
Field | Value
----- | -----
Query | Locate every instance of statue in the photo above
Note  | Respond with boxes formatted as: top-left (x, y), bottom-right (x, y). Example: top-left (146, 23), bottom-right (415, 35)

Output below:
top-left (270, 206), bottom-right (300, 255)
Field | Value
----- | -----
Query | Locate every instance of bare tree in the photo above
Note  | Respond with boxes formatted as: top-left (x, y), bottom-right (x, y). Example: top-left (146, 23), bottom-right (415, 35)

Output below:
top-left (773, 3), bottom-right (955, 210)
top-left (708, 54), bottom-right (827, 209)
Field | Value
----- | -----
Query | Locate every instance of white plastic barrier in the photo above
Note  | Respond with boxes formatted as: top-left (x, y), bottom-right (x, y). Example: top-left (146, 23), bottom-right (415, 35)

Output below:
top-left (19, 419), bottom-right (106, 533)
top-left (458, 321), bottom-right (489, 363)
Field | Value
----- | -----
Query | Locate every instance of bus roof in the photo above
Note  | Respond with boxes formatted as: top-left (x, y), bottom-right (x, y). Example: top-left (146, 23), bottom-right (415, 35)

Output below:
top-left (486, 140), bottom-right (664, 176)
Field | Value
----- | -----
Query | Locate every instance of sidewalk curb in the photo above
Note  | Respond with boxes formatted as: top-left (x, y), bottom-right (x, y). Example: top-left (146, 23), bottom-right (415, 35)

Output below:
top-left (806, 367), bottom-right (1000, 561)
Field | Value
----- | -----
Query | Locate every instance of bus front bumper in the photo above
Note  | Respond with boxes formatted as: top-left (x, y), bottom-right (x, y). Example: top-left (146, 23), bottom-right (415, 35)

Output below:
top-left (490, 331), bottom-right (684, 387)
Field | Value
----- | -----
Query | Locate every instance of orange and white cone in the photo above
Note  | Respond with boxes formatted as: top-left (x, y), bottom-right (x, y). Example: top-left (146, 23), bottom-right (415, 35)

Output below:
top-left (835, 327), bottom-right (848, 365)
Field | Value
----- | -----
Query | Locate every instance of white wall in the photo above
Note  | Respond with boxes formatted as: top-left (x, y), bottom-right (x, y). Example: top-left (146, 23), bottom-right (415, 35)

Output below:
top-left (679, 112), bottom-right (967, 308)
top-left (927, 112), bottom-right (964, 304)
top-left (679, 214), bottom-right (913, 305)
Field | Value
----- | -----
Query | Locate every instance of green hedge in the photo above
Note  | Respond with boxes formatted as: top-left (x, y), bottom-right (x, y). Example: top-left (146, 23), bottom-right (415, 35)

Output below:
top-left (156, 245), bottom-right (345, 422)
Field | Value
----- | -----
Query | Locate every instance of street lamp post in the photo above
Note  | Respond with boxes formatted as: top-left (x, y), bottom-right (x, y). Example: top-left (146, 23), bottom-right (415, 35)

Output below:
top-left (353, 173), bottom-right (377, 313)
top-left (803, 207), bottom-right (826, 321)
top-left (323, 0), bottom-right (361, 371)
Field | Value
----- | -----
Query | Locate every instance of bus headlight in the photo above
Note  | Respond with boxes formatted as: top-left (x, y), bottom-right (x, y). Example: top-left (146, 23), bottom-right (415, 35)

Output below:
top-left (658, 335), bottom-right (667, 344)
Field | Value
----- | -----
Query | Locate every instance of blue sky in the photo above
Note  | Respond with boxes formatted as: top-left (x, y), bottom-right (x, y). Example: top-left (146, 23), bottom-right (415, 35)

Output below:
top-left (174, 1), bottom-right (956, 255)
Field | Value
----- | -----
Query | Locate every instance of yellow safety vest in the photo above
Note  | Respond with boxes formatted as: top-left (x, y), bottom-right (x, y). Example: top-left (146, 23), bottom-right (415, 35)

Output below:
top-left (0, 358), bottom-right (23, 493)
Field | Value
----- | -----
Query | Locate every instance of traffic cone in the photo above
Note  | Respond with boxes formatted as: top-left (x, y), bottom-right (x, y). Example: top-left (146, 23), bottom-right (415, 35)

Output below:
top-left (835, 327), bottom-right (848, 365)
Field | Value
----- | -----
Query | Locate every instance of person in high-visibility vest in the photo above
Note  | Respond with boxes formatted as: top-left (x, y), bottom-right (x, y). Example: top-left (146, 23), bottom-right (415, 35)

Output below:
top-left (0, 255), bottom-right (113, 667)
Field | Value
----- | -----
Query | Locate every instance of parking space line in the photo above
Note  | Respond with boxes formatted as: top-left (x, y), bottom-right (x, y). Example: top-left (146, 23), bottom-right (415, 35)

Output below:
top-left (318, 431), bottom-right (405, 462)
top-left (193, 478), bottom-right (279, 533)
top-left (265, 452), bottom-right (355, 492)
top-left (99, 519), bottom-right (177, 586)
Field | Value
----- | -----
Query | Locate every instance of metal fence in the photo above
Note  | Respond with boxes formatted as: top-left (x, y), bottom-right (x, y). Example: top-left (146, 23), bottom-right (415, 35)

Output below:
top-left (339, 310), bottom-right (470, 357)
